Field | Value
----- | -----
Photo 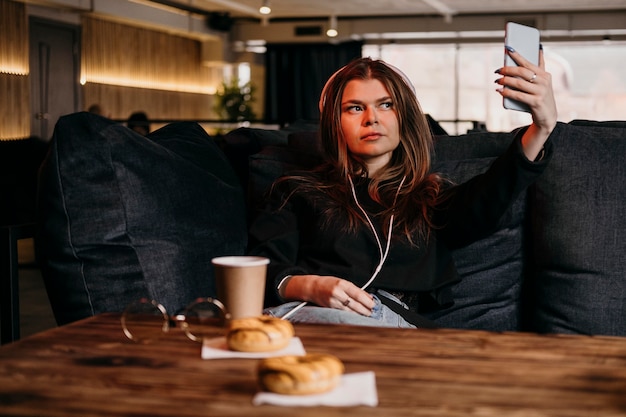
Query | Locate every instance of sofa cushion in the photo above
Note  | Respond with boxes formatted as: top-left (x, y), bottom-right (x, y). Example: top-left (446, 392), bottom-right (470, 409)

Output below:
top-left (423, 132), bottom-right (527, 331)
top-left (247, 131), bottom-right (323, 216)
top-left (37, 112), bottom-right (247, 325)
top-left (220, 127), bottom-right (289, 195)
top-left (528, 121), bottom-right (626, 336)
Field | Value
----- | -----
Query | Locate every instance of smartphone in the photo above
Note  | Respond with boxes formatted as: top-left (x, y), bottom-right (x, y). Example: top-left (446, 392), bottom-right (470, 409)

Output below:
top-left (503, 22), bottom-right (540, 112)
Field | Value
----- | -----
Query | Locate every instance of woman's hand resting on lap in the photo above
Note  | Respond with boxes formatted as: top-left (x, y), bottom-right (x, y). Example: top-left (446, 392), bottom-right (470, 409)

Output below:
top-left (282, 275), bottom-right (376, 316)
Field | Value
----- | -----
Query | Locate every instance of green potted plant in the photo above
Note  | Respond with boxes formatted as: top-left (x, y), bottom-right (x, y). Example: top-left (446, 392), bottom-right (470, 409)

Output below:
top-left (214, 78), bottom-right (256, 121)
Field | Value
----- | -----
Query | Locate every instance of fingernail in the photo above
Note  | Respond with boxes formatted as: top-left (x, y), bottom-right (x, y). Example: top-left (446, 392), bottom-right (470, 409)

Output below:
top-left (505, 45), bottom-right (515, 53)
top-left (540, 43), bottom-right (544, 50)
top-left (494, 68), bottom-right (501, 74)
top-left (494, 79), bottom-right (501, 84)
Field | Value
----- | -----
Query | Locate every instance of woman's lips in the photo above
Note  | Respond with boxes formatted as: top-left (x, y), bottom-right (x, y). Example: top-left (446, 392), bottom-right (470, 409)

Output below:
top-left (361, 132), bottom-right (382, 140)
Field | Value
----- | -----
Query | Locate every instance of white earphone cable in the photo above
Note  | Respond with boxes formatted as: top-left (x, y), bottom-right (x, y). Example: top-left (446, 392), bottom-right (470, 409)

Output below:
top-left (350, 176), bottom-right (405, 290)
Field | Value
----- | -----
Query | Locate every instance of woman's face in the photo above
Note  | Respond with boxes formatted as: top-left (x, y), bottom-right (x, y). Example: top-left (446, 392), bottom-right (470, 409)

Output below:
top-left (340, 78), bottom-right (400, 176)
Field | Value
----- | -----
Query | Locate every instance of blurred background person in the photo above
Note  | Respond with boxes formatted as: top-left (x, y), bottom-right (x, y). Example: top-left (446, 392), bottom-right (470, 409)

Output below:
top-left (127, 111), bottom-right (150, 136)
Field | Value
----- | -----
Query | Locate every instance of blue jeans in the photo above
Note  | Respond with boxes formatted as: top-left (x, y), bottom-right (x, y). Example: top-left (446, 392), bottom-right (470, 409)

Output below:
top-left (264, 290), bottom-right (417, 328)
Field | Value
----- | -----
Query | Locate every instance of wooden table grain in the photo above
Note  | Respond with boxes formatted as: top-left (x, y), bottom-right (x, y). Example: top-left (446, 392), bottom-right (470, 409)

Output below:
top-left (1, 313), bottom-right (626, 416)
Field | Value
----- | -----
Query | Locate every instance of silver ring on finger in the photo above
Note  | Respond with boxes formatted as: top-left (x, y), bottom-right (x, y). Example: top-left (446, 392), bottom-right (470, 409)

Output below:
top-left (528, 73), bottom-right (537, 83)
top-left (342, 297), bottom-right (351, 307)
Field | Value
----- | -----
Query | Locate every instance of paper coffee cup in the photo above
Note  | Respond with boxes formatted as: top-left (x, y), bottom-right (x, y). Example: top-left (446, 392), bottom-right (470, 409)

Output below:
top-left (212, 256), bottom-right (269, 320)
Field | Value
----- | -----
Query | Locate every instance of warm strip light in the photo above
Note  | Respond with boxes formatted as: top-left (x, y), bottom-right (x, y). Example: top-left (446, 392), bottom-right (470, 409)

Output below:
top-left (81, 75), bottom-right (217, 95)
top-left (0, 66), bottom-right (28, 75)
top-left (0, 135), bottom-right (30, 141)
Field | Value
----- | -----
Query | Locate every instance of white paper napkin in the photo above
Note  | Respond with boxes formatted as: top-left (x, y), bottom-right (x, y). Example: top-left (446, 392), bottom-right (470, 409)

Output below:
top-left (252, 371), bottom-right (378, 407)
top-left (201, 336), bottom-right (306, 360)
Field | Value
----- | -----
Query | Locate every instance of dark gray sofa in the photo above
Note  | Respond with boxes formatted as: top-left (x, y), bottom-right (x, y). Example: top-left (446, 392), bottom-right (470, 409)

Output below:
top-left (37, 113), bottom-right (626, 336)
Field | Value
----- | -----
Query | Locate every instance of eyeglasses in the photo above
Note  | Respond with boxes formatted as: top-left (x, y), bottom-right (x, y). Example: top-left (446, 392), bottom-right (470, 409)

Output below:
top-left (121, 297), bottom-right (230, 343)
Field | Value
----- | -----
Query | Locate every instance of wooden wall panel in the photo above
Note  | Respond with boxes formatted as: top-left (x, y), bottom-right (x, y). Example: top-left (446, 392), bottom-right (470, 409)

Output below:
top-left (81, 16), bottom-right (218, 124)
top-left (0, 73), bottom-right (30, 140)
top-left (0, 0), bottom-right (29, 141)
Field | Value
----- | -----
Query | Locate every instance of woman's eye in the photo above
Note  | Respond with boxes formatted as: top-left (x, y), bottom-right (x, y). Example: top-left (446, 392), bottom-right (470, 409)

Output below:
top-left (346, 105), bottom-right (363, 113)
top-left (380, 101), bottom-right (393, 109)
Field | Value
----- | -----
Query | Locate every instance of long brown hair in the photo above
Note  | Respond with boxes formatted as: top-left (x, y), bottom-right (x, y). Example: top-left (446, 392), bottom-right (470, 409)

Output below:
top-left (281, 57), bottom-right (444, 245)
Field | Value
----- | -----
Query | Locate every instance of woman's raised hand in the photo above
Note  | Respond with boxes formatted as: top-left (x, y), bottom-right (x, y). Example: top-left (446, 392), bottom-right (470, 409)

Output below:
top-left (496, 46), bottom-right (558, 160)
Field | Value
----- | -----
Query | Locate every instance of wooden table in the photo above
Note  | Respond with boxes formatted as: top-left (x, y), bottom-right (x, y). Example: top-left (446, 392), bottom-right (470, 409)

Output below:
top-left (1, 313), bottom-right (626, 416)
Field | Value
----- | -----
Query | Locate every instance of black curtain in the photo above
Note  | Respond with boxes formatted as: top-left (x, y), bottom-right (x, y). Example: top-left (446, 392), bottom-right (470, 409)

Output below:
top-left (264, 41), bottom-right (363, 126)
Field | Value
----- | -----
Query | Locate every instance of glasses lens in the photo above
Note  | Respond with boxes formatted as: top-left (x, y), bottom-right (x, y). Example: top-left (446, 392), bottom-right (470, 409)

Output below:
top-left (180, 298), bottom-right (228, 342)
top-left (121, 298), bottom-right (169, 343)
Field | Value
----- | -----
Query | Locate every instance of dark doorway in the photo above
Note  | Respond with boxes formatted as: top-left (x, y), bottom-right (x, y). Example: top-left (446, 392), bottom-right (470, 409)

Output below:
top-left (29, 18), bottom-right (80, 141)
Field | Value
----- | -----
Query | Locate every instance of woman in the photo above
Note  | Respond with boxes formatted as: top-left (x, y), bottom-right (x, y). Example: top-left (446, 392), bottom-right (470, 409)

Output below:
top-left (248, 47), bottom-right (558, 328)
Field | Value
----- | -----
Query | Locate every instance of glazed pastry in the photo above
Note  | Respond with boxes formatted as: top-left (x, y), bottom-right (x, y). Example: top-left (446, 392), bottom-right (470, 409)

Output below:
top-left (258, 353), bottom-right (345, 395)
top-left (226, 316), bottom-right (294, 352)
